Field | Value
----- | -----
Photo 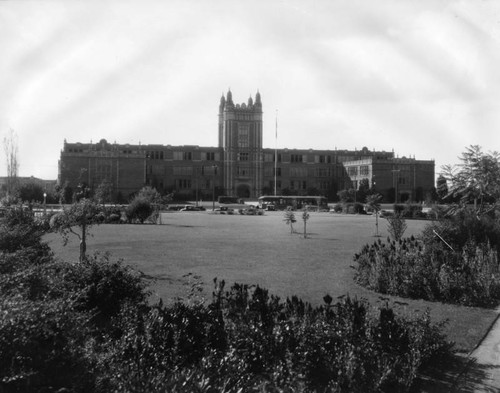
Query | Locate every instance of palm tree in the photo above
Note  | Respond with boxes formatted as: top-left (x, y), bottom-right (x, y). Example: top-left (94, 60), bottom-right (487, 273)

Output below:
top-left (366, 194), bottom-right (383, 237)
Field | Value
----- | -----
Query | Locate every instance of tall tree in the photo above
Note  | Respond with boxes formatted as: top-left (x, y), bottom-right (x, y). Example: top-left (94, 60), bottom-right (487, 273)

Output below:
top-left (3, 129), bottom-right (19, 195)
top-left (441, 145), bottom-right (500, 214)
top-left (436, 175), bottom-right (448, 202)
top-left (366, 193), bottom-right (383, 237)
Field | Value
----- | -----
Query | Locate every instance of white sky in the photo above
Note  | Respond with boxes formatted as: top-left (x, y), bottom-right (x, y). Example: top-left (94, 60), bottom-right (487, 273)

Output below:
top-left (1, 0), bottom-right (499, 180)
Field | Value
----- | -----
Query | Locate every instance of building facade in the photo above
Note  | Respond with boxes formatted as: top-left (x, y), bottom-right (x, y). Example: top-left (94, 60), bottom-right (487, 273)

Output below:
top-left (58, 90), bottom-right (435, 202)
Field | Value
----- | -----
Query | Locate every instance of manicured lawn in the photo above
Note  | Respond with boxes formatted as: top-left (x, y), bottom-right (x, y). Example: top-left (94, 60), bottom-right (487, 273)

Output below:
top-left (45, 211), bottom-right (497, 353)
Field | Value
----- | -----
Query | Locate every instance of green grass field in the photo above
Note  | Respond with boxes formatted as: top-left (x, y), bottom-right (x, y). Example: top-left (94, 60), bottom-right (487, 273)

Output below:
top-left (45, 211), bottom-right (498, 353)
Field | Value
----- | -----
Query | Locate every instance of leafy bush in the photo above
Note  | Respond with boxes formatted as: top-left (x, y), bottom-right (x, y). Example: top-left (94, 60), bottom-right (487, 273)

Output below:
top-left (354, 237), bottom-right (500, 307)
top-left (0, 298), bottom-right (97, 393)
top-left (387, 214), bottom-right (408, 241)
top-left (0, 205), bottom-right (49, 254)
top-left (126, 197), bottom-right (155, 223)
top-left (95, 282), bottom-right (452, 393)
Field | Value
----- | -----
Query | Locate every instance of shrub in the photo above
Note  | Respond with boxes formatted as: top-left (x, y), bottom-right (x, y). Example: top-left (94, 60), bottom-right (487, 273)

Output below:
top-left (126, 197), bottom-right (154, 223)
top-left (0, 298), bottom-right (97, 393)
top-left (354, 237), bottom-right (500, 307)
top-left (96, 282), bottom-right (452, 393)
top-left (387, 214), bottom-right (408, 241)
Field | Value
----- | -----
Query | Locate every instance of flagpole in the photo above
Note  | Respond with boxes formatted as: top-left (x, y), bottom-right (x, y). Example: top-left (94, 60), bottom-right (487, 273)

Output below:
top-left (274, 109), bottom-right (278, 196)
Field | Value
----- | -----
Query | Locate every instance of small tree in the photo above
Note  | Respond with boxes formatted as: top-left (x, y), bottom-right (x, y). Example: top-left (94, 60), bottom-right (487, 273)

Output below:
top-left (94, 179), bottom-right (114, 206)
top-left (302, 209), bottom-right (310, 238)
top-left (51, 198), bottom-right (100, 262)
top-left (387, 214), bottom-right (407, 241)
top-left (366, 194), bottom-right (382, 237)
top-left (283, 207), bottom-right (296, 234)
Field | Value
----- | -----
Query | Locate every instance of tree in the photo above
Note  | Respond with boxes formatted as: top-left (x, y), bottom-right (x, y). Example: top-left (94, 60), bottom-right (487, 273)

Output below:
top-left (18, 182), bottom-right (44, 203)
top-left (356, 179), bottom-right (370, 202)
top-left (442, 145), bottom-right (500, 214)
top-left (436, 175), bottom-right (448, 202)
top-left (94, 179), bottom-right (114, 206)
top-left (366, 193), bottom-right (382, 237)
top-left (3, 129), bottom-right (19, 196)
top-left (50, 198), bottom-right (101, 262)
top-left (301, 209), bottom-right (310, 238)
top-left (283, 207), bottom-right (296, 234)
top-left (337, 189), bottom-right (355, 203)
top-left (137, 186), bottom-right (161, 204)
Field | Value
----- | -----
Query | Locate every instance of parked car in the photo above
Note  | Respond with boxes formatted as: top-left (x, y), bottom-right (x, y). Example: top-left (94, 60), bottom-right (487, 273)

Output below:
top-left (214, 206), bottom-right (234, 214)
top-left (180, 205), bottom-right (204, 212)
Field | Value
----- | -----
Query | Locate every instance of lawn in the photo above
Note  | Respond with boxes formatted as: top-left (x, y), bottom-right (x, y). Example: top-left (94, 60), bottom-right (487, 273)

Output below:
top-left (45, 211), bottom-right (498, 353)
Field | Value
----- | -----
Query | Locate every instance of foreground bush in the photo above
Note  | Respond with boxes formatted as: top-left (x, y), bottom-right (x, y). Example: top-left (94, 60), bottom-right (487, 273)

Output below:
top-left (96, 282), bottom-right (452, 393)
top-left (0, 298), bottom-right (97, 393)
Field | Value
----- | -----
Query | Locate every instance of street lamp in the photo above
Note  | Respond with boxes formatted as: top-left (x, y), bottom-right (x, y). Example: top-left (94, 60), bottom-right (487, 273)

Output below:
top-left (43, 192), bottom-right (47, 216)
top-left (212, 165), bottom-right (218, 211)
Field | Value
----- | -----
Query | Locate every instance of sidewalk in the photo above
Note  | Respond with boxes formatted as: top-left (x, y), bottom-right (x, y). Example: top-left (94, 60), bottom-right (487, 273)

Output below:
top-left (415, 308), bottom-right (500, 392)
top-left (452, 308), bottom-right (500, 392)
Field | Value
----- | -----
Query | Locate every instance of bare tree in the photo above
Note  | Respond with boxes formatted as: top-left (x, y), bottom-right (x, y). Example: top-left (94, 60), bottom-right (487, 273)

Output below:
top-left (3, 129), bottom-right (19, 195)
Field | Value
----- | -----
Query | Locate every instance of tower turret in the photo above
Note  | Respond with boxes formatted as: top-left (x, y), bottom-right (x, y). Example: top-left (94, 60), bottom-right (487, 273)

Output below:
top-left (248, 95), bottom-right (254, 107)
top-left (226, 89), bottom-right (234, 107)
top-left (255, 90), bottom-right (262, 110)
top-left (219, 94), bottom-right (226, 113)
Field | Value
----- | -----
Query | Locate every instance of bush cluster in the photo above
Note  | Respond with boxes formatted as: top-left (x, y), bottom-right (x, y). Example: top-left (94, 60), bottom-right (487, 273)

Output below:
top-left (354, 211), bottom-right (500, 307)
top-left (96, 282), bottom-right (451, 393)
top-left (332, 202), bottom-right (366, 214)
top-left (0, 205), bottom-right (453, 392)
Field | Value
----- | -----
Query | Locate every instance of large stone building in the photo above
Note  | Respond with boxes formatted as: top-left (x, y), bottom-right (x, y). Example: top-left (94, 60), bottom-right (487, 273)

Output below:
top-left (58, 90), bottom-right (435, 202)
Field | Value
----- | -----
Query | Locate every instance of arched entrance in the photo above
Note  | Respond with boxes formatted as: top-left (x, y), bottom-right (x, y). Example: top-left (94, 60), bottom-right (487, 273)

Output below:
top-left (236, 184), bottom-right (251, 198)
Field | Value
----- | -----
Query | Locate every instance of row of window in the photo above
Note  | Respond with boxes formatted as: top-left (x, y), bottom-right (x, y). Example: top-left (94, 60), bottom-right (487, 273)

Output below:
top-left (267, 180), bottom-right (331, 191)
top-left (347, 165), bottom-right (370, 177)
top-left (263, 167), bottom-right (336, 178)
top-left (263, 153), bottom-right (337, 164)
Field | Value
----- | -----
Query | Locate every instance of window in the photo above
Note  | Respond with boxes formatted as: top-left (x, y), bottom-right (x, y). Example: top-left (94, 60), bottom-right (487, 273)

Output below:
top-left (206, 152), bottom-right (215, 161)
top-left (291, 154), bottom-right (303, 163)
top-left (201, 166), bottom-right (218, 175)
top-left (173, 151), bottom-right (183, 160)
top-left (290, 167), bottom-right (307, 177)
top-left (360, 165), bottom-right (369, 176)
top-left (176, 179), bottom-right (191, 189)
top-left (173, 166), bottom-right (193, 176)
top-left (183, 152), bottom-right (192, 161)
top-left (146, 151), bottom-right (164, 160)
top-left (237, 166), bottom-right (249, 176)
top-left (238, 124), bottom-right (249, 148)
top-left (347, 167), bottom-right (358, 176)
top-left (316, 168), bottom-right (330, 177)
top-left (238, 152), bottom-right (249, 161)
top-left (319, 181), bottom-right (330, 190)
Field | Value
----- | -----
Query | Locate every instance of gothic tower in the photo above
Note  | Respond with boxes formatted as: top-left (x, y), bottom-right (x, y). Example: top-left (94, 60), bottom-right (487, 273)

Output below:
top-left (218, 89), bottom-right (263, 198)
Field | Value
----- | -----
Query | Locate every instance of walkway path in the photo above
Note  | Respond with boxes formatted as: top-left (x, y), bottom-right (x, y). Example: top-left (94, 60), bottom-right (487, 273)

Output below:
top-left (414, 307), bottom-right (500, 392)
top-left (452, 308), bottom-right (500, 392)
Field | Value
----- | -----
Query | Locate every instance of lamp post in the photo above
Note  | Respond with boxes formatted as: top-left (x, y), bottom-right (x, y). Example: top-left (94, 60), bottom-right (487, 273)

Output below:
top-left (212, 165), bottom-right (218, 211)
top-left (392, 169), bottom-right (400, 204)
top-left (43, 192), bottom-right (47, 216)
